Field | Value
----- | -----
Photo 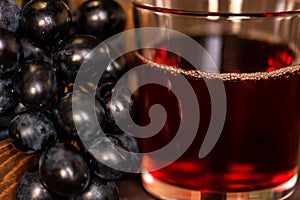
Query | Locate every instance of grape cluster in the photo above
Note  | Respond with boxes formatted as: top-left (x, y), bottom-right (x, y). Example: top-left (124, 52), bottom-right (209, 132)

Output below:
top-left (0, 0), bottom-right (139, 199)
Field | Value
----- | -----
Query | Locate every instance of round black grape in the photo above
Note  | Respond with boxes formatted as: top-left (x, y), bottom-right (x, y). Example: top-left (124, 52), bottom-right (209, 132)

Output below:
top-left (0, 28), bottom-right (23, 76)
top-left (0, 102), bottom-right (23, 139)
top-left (15, 60), bottom-right (57, 108)
top-left (86, 132), bottom-right (141, 180)
top-left (76, 0), bottom-right (126, 39)
top-left (17, 170), bottom-right (65, 200)
top-left (39, 143), bottom-right (90, 196)
top-left (9, 109), bottom-right (57, 154)
top-left (52, 35), bottom-right (101, 83)
top-left (19, 0), bottom-right (72, 47)
top-left (52, 92), bottom-right (105, 140)
top-left (108, 85), bottom-right (134, 132)
top-left (99, 55), bottom-right (127, 85)
top-left (22, 0), bottom-right (70, 7)
top-left (0, 77), bottom-right (18, 114)
top-left (96, 83), bottom-right (134, 133)
top-left (113, 131), bottom-right (140, 155)
top-left (95, 82), bottom-right (115, 105)
top-left (20, 37), bottom-right (49, 61)
top-left (70, 176), bottom-right (119, 200)
top-left (0, 0), bottom-right (21, 32)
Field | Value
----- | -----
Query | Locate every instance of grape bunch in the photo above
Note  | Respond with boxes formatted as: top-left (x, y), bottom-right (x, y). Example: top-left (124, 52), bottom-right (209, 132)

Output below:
top-left (0, 0), bottom-right (140, 199)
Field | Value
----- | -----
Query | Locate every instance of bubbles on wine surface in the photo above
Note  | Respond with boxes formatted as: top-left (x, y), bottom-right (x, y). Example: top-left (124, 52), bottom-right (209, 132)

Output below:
top-left (136, 33), bottom-right (300, 82)
top-left (137, 51), bottom-right (300, 82)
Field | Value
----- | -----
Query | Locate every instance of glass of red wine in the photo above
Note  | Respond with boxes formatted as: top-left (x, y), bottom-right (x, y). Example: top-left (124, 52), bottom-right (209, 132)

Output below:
top-left (131, 0), bottom-right (300, 199)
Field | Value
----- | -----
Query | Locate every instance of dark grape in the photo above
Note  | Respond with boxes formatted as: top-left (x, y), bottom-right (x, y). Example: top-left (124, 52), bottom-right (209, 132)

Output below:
top-left (99, 55), bottom-right (127, 84)
top-left (15, 60), bottom-right (57, 108)
top-left (17, 170), bottom-right (65, 200)
top-left (8, 109), bottom-right (57, 154)
top-left (113, 131), bottom-right (140, 155)
top-left (0, 0), bottom-right (21, 32)
top-left (22, 0), bottom-right (70, 7)
top-left (52, 35), bottom-right (101, 83)
top-left (86, 132), bottom-right (141, 180)
top-left (96, 83), bottom-right (134, 133)
top-left (107, 85), bottom-right (134, 132)
top-left (0, 77), bottom-right (18, 114)
top-left (95, 82), bottom-right (115, 105)
top-left (70, 176), bottom-right (119, 200)
top-left (52, 92), bottom-right (105, 139)
top-left (39, 143), bottom-right (90, 196)
top-left (20, 37), bottom-right (49, 61)
top-left (76, 0), bottom-right (126, 39)
top-left (0, 28), bottom-right (23, 76)
top-left (19, 0), bottom-right (72, 47)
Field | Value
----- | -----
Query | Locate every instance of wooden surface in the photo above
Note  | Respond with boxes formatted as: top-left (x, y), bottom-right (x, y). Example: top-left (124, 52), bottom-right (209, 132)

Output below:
top-left (0, 140), bottom-right (39, 200)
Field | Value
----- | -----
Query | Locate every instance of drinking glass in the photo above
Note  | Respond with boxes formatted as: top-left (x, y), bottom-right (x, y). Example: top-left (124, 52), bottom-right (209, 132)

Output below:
top-left (132, 0), bottom-right (300, 199)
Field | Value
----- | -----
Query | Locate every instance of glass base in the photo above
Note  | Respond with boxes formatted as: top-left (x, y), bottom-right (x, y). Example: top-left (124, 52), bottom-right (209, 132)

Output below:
top-left (142, 172), bottom-right (297, 200)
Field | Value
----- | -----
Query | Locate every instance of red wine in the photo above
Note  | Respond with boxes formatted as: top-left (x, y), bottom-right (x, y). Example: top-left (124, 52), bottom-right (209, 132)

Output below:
top-left (134, 34), bottom-right (300, 192)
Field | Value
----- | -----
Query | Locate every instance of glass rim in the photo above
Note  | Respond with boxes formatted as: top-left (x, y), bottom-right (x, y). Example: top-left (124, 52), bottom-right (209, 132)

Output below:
top-left (132, 1), bottom-right (300, 18)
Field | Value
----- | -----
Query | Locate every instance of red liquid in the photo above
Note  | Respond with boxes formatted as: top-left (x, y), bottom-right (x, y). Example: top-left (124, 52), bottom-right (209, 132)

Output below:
top-left (134, 34), bottom-right (300, 192)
